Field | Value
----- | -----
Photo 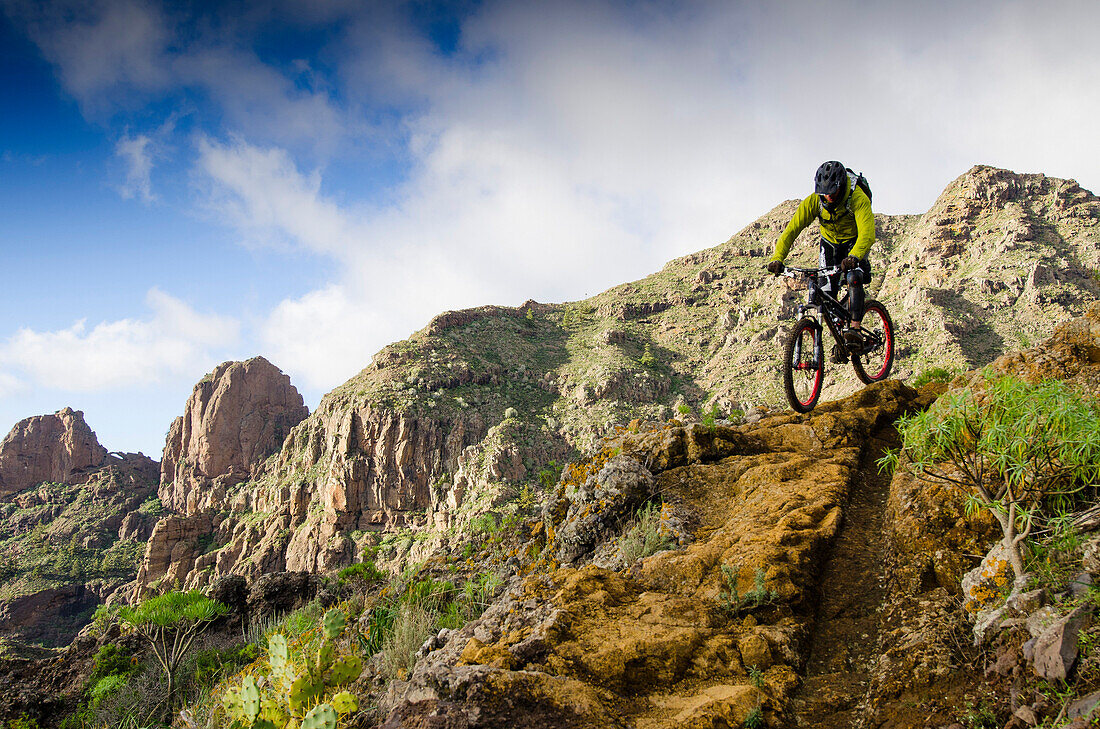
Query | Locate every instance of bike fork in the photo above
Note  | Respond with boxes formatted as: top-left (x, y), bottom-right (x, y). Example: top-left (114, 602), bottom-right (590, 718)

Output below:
top-left (793, 321), bottom-right (824, 369)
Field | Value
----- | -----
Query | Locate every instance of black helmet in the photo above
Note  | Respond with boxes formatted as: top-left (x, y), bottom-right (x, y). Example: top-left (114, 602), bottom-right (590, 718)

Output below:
top-left (815, 161), bottom-right (847, 211)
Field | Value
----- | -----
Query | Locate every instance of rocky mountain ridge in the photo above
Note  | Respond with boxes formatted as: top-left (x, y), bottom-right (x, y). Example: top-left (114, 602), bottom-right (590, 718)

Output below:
top-left (0, 164), bottom-right (1098, 727)
top-left (131, 165), bottom-right (1100, 600)
top-left (0, 411), bottom-right (158, 646)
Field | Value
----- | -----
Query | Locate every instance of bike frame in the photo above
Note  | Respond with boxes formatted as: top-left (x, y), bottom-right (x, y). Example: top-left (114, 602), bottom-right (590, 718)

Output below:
top-left (781, 265), bottom-right (851, 353)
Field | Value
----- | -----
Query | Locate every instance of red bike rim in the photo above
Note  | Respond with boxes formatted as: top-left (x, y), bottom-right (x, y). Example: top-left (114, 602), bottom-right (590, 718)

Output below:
top-left (867, 306), bottom-right (892, 379)
top-left (795, 327), bottom-right (822, 406)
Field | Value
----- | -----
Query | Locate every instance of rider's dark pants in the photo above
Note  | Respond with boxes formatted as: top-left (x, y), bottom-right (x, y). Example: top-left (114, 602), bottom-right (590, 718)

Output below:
top-left (818, 237), bottom-right (872, 323)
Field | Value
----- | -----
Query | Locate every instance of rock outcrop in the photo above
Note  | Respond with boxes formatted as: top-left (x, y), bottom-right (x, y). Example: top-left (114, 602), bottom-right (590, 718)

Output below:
top-left (159, 356), bottom-right (309, 514)
top-left (0, 408), bottom-right (107, 496)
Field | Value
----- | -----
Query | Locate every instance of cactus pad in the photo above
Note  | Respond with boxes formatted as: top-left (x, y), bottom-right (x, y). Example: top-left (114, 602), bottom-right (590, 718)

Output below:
top-left (331, 691), bottom-right (358, 715)
top-left (268, 633), bottom-right (289, 667)
top-left (288, 675), bottom-right (323, 714)
top-left (240, 676), bottom-right (261, 721)
top-left (322, 609), bottom-right (346, 640)
top-left (302, 704), bottom-right (338, 729)
top-left (221, 688), bottom-right (244, 721)
top-left (329, 655), bottom-right (363, 686)
top-left (316, 638), bottom-right (335, 673)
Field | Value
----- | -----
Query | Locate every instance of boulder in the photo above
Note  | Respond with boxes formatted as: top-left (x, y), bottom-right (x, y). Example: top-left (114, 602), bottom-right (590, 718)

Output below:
top-left (1029, 605), bottom-right (1092, 681)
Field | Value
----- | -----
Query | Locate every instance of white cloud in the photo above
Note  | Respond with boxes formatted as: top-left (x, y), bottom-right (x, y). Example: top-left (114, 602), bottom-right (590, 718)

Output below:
top-left (259, 286), bottom-right (379, 390)
top-left (187, 0), bottom-right (1100, 393)
top-left (0, 289), bottom-right (239, 392)
top-left (9, 0), bottom-right (172, 113)
top-left (196, 136), bottom-right (350, 253)
top-left (116, 132), bottom-right (156, 202)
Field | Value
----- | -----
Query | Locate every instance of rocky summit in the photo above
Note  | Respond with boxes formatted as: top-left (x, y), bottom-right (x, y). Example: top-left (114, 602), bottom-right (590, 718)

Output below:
top-left (2, 166), bottom-right (1100, 729)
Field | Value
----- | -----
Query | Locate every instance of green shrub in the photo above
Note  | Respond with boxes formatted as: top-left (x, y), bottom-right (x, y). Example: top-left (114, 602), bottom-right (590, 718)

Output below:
top-left (883, 375), bottom-right (1100, 580)
top-left (618, 502), bottom-right (674, 564)
top-left (537, 461), bottom-right (562, 490)
top-left (89, 674), bottom-right (128, 707)
top-left (380, 602), bottom-right (437, 681)
top-left (89, 643), bottom-right (137, 684)
top-left (911, 367), bottom-right (954, 388)
top-left (338, 560), bottom-right (386, 585)
top-left (469, 512), bottom-right (500, 536)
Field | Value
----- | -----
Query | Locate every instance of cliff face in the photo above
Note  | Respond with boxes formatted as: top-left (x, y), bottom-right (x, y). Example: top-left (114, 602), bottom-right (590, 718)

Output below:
top-left (159, 356), bottom-right (309, 514)
top-left (134, 166), bottom-right (1100, 601)
top-left (0, 408), bottom-right (107, 496)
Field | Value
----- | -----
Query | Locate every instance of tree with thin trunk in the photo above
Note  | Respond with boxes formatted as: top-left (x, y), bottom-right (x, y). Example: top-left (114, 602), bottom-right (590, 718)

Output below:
top-left (882, 375), bottom-right (1100, 580)
top-left (119, 590), bottom-right (228, 721)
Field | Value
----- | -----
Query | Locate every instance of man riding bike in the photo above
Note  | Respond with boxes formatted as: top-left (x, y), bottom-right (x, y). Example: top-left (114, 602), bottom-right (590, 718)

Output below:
top-left (766, 161), bottom-right (874, 345)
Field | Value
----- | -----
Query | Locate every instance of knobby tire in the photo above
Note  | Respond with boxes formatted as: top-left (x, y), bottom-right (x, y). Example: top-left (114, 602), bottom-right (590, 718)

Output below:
top-left (784, 318), bottom-right (824, 413)
top-left (851, 300), bottom-right (895, 384)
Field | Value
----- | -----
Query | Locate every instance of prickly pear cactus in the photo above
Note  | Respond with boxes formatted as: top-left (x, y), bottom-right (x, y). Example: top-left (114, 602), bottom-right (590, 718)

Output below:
top-left (221, 685), bottom-right (245, 722)
top-left (302, 704), bottom-right (338, 729)
top-left (331, 691), bottom-right (358, 715)
top-left (322, 609), bottom-right (346, 640)
top-left (316, 638), bottom-right (335, 675)
top-left (288, 674), bottom-right (323, 714)
top-left (268, 633), bottom-right (289, 668)
top-left (241, 676), bottom-right (262, 722)
top-left (328, 655), bottom-right (363, 686)
top-left (221, 607), bottom-right (365, 729)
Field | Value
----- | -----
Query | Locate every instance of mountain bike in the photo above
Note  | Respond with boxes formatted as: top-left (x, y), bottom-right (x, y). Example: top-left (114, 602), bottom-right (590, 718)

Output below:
top-left (777, 265), bottom-right (895, 413)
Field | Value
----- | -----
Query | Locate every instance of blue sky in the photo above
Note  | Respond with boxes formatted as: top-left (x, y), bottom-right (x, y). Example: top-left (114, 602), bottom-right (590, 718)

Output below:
top-left (1, 0), bottom-right (1099, 457)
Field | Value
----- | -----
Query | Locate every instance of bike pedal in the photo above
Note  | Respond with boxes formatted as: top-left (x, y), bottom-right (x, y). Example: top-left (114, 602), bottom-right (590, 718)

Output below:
top-left (831, 344), bottom-right (849, 364)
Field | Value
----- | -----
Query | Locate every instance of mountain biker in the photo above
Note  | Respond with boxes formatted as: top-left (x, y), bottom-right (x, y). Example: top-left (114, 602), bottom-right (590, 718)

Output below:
top-left (766, 161), bottom-right (874, 345)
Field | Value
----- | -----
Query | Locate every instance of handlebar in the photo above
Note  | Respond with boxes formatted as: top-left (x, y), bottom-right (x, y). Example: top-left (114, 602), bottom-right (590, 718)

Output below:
top-left (779, 265), bottom-right (840, 278)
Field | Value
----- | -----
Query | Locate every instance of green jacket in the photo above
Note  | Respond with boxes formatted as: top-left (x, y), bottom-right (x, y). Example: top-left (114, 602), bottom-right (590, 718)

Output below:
top-left (770, 183), bottom-right (874, 262)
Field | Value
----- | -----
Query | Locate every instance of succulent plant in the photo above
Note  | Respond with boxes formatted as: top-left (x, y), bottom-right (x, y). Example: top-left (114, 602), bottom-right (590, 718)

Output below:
top-left (241, 676), bottom-right (262, 722)
top-left (302, 704), bottom-right (338, 729)
top-left (328, 655), bottom-right (363, 686)
top-left (268, 633), bottom-right (289, 668)
top-left (221, 607), bottom-right (363, 729)
top-left (288, 674), bottom-right (323, 713)
top-left (323, 609), bottom-right (346, 640)
top-left (315, 638), bottom-right (335, 675)
top-left (331, 691), bottom-right (358, 715)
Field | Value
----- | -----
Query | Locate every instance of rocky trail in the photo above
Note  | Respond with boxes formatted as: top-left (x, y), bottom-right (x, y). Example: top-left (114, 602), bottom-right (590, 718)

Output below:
top-left (382, 381), bottom-right (930, 728)
top-left (793, 432), bottom-right (896, 728)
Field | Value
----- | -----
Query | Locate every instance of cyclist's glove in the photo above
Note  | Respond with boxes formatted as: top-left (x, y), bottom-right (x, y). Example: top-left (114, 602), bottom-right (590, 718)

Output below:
top-left (841, 255), bottom-right (860, 272)
top-left (767, 260), bottom-right (784, 275)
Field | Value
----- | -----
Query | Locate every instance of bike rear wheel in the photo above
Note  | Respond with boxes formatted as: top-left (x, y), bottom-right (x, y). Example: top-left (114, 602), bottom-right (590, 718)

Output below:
top-left (784, 318), bottom-right (824, 413)
top-left (851, 300), bottom-right (895, 384)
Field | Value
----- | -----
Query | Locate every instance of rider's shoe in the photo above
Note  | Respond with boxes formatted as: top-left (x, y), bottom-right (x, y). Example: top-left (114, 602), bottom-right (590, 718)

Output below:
top-left (844, 327), bottom-right (864, 350)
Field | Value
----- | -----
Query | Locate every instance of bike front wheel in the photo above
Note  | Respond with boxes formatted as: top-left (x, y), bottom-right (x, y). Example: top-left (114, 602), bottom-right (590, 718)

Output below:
top-left (851, 300), bottom-right (895, 384)
top-left (784, 317), bottom-right (824, 413)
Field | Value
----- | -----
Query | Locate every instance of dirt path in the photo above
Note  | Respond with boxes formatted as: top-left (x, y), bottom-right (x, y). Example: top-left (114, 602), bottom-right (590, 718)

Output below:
top-left (792, 431), bottom-right (896, 728)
